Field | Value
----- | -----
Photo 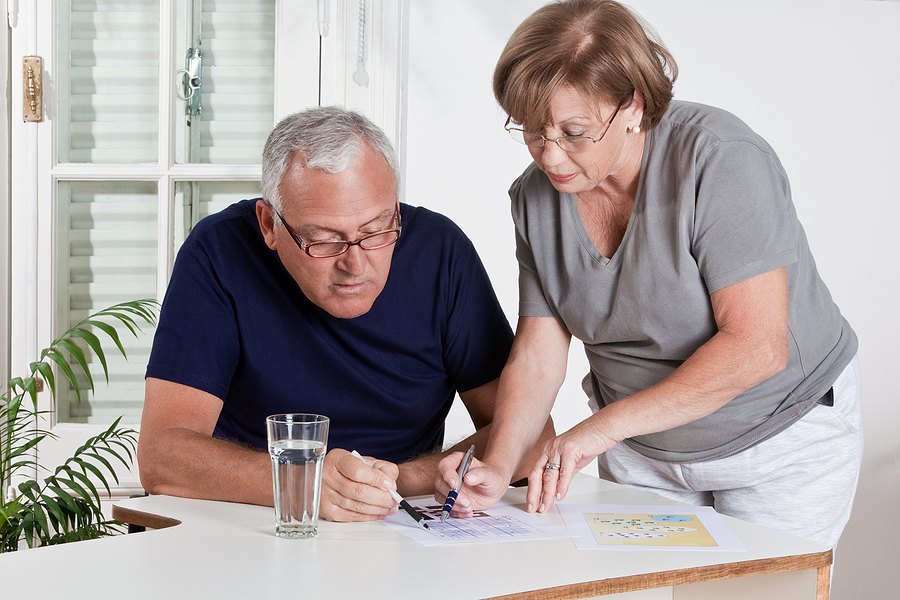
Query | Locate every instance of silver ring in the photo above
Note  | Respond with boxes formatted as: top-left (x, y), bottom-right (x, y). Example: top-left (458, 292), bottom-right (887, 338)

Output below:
top-left (544, 462), bottom-right (560, 470)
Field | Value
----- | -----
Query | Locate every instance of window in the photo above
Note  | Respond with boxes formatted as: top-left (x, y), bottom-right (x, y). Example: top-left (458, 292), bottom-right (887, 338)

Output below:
top-left (8, 0), bottom-right (403, 496)
top-left (55, 0), bottom-right (279, 424)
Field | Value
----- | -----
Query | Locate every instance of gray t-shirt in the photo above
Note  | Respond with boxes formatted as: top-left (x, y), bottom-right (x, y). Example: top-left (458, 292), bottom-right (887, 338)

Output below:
top-left (511, 100), bottom-right (857, 462)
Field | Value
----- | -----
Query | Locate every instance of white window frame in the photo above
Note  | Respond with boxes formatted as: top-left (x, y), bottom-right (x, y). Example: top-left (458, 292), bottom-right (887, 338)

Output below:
top-left (6, 0), bottom-right (405, 498)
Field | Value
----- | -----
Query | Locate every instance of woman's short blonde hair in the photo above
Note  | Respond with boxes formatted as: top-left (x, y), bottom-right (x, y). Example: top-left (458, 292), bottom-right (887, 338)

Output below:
top-left (493, 0), bottom-right (677, 132)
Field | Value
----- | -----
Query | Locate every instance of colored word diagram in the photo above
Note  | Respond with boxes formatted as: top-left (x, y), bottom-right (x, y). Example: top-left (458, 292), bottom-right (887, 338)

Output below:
top-left (381, 500), bottom-right (574, 547)
top-left (558, 504), bottom-right (746, 552)
top-left (587, 513), bottom-right (716, 547)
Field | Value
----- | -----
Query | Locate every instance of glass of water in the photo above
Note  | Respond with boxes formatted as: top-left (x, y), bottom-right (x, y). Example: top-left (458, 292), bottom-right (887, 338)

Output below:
top-left (266, 413), bottom-right (330, 538)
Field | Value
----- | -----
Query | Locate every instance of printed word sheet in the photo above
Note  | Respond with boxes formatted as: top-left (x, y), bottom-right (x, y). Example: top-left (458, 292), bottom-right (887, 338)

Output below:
top-left (381, 500), bottom-right (574, 546)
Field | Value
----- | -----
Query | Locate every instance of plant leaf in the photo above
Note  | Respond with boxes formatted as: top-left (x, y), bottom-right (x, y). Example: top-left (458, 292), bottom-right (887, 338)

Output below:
top-left (68, 468), bottom-right (101, 502)
top-left (5, 435), bottom-right (44, 460)
top-left (80, 451), bottom-right (115, 476)
top-left (56, 338), bottom-right (94, 392)
top-left (43, 349), bottom-right (83, 404)
top-left (40, 495), bottom-right (67, 532)
top-left (76, 460), bottom-right (113, 496)
top-left (52, 477), bottom-right (97, 511)
top-left (22, 513), bottom-right (35, 548)
top-left (17, 479), bottom-right (41, 498)
top-left (31, 502), bottom-right (52, 539)
top-left (31, 360), bottom-right (57, 398)
top-left (101, 439), bottom-right (135, 469)
top-left (68, 329), bottom-right (109, 383)
top-left (9, 377), bottom-right (40, 409)
top-left (82, 320), bottom-right (126, 358)
top-left (45, 484), bottom-right (78, 513)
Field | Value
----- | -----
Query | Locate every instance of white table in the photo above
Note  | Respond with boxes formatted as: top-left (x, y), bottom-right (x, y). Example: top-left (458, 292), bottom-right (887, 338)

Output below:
top-left (0, 475), bottom-right (831, 599)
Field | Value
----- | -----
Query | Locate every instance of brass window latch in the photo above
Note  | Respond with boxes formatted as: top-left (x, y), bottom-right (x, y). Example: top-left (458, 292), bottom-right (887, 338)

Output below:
top-left (23, 56), bottom-right (43, 122)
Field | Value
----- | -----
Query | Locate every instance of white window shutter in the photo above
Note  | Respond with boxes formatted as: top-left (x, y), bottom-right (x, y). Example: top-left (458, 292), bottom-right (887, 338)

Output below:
top-left (185, 0), bottom-right (276, 164)
top-left (57, 182), bottom-right (160, 423)
top-left (61, 0), bottom-right (161, 164)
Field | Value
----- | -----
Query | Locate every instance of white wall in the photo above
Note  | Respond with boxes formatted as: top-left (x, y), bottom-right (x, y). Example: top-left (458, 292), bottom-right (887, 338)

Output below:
top-left (405, 1), bottom-right (900, 599)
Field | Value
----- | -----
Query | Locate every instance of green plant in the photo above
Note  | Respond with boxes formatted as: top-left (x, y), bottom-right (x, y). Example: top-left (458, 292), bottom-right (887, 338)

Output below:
top-left (1, 299), bottom-right (159, 552)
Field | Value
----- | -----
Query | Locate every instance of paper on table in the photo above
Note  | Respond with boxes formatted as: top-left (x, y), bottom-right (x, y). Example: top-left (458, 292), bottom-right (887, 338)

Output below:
top-left (557, 504), bottom-right (746, 551)
top-left (380, 499), bottom-right (575, 546)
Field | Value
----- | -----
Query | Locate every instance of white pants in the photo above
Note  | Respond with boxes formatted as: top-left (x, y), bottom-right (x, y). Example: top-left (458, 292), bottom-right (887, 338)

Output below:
top-left (597, 355), bottom-right (863, 548)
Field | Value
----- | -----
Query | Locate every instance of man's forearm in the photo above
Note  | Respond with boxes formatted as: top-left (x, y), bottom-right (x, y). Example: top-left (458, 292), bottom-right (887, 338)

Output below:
top-left (138, 428), bottom-right (273, 506)
top-left (396, 418), bottom-right (555, 497)
top-left (395, 427), bottom-right (492, 496)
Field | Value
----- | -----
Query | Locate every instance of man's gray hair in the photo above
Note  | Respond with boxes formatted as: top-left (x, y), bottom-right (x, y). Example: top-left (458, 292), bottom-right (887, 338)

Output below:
top-left (261, 106), bottom-right (400, 214)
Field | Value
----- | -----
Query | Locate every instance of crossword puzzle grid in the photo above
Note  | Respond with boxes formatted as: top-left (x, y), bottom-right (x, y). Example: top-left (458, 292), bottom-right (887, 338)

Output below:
top-left (417, 504), bottom-right (545, 540)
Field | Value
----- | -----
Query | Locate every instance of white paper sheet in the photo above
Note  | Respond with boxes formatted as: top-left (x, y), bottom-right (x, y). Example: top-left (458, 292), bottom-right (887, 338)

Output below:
top-left (381, 499), bottom-right (575, 546)
top-left (557, 504), bottom-right (746, 551)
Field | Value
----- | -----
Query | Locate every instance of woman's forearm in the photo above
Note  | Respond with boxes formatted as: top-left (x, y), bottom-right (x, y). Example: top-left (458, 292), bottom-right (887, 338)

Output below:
top-left (483, 316), bottom-right (572, 479)
top-left (597, 268), bottom-right (790, 442)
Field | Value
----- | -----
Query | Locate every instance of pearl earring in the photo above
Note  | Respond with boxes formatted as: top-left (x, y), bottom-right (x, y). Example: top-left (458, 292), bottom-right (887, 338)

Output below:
top-left (630, 125), bottom-right (642, 134)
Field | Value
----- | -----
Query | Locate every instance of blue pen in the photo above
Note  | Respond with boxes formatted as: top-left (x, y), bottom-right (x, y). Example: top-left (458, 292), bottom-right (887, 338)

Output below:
top-left (440, 444), bottom-right (475, 523)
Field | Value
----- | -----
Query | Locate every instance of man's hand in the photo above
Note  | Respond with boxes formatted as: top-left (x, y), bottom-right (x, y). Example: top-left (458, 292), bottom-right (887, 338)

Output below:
top-left (319, 449), bottom-right (401, 522)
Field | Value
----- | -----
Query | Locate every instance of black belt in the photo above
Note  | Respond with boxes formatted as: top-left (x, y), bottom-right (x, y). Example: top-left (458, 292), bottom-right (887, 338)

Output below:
top-left (818, 387), bottom-right (834, 407)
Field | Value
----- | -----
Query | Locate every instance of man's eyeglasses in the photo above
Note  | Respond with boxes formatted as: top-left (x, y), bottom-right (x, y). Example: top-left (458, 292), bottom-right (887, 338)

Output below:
top-left (274, 207), bottom-right (401, 258)
top-left (505, 105), bottom-right (621, 153)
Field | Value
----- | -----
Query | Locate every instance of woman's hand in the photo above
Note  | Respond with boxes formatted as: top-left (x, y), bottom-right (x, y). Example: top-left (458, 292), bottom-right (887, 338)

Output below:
top-left (526, 413), bottom-right (620, 514)
top-left (434, 452), bottom-right (511, 517)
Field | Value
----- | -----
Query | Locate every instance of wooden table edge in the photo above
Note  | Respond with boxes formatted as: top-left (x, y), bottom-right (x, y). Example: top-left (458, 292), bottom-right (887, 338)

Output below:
top-left (112, 504), bottom-right (182, 530)
top-left (484, 549), bottom-right (833, 600)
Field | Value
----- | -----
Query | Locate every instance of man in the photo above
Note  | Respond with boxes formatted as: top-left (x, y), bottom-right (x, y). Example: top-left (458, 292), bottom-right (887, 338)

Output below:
top-left (138, 106), bottom-right (553, 522)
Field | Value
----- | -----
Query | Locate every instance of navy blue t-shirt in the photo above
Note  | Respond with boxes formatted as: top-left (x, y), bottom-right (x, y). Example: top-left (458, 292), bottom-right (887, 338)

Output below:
top-left (146, 199), bottom-right (513, 463)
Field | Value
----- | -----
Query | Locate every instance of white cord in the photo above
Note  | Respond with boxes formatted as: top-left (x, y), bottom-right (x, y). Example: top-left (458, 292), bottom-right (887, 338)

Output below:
top-left (353, 0), bottom-right (369, 86)
top-left (317, 0), bottom-right (329, 37)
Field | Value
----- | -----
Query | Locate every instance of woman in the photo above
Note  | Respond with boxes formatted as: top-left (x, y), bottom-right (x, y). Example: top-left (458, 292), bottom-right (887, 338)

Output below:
top-left (437, 0), bottom-right (861, 548)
